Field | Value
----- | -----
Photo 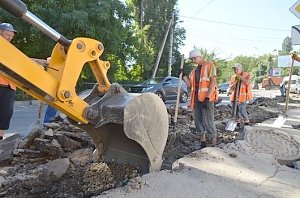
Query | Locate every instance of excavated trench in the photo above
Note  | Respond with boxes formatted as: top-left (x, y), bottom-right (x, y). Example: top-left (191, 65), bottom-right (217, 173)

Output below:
top-left (0, 96), bottom-right (299, 197)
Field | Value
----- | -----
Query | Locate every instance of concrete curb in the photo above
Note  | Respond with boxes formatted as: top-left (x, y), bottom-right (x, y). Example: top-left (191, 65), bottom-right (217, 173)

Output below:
top-left (15, 100), bottom-right (40, 106)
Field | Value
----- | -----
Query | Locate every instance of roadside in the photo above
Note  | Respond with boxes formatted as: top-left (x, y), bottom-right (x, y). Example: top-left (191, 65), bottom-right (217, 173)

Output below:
top-left (257, 107), bottom-right (300, 143)
top-left (5, 101), bottom-right (45, 138)
top-left (1, 90), bottom-right (300, 197)
top-left (6, 88), bottom-right (284, 137)
top-left (95, 109), bottom-right (300, 198)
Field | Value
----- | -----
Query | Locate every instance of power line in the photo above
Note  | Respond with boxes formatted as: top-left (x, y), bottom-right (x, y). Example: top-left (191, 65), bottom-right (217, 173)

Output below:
top-left (191, 0), bottom-right (215, 17)
top-left (185, 27), bottom-right (284, 40)
top-left (181, 15), bottom-right (289, 32)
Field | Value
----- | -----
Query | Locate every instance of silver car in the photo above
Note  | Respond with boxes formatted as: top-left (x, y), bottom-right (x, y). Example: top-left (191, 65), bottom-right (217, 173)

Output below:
top-left (129, 77), bottom-right (189, 103)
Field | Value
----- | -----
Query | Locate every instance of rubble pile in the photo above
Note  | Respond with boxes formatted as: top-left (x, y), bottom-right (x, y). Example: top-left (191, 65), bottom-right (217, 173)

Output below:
top-left (0, 118), bottom-right (138, 197)
top-left (247, 96), bottom-right (300, 123)
top-left (12, 121), bottom-right (94, 165)
top-left (0, 96), bottom-right (298, 197)
top-left (249, 96), bottom-right (282, 107)
top-left (214, 104), bottom-right (232, 120)
top-left (162, 97), bottom-right (298, 169)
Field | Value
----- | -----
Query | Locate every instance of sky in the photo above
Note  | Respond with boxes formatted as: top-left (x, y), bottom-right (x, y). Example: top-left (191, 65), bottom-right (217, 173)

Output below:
top-left (177, 0), bottom-right (300, 59)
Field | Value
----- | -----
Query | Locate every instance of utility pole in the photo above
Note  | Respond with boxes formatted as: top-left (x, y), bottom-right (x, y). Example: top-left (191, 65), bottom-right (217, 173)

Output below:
top-left (140, 0), bottom-right (144, 78)
top-left (152, 13), bottom-right (174, 78)
top-left (168, 11), bottom-right (174, 77)
top-left (140, 0), bottom-right (144, 28)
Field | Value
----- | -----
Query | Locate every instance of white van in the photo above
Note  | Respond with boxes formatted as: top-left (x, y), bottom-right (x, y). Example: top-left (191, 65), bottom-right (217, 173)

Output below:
top-left (282, 75), bottom-right (300, 93)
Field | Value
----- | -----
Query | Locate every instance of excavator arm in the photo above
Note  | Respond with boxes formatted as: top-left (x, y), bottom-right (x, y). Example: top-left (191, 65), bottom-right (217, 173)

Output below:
top-left (0, 36), bottom-right (110, 124)
top-left (0, 0), bottom-right (168, 173)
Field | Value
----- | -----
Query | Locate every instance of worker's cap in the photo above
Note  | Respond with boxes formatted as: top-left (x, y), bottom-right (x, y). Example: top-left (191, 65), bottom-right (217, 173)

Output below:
top-left (0, 23), bottom-right (17, 33)
top-left (232, 63), bottom-right (242, 69)
top-left (189, 49), bottom-right (201, 59)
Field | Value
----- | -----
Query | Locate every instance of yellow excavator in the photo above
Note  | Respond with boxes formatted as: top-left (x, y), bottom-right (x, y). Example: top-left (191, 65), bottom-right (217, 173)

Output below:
top-left (0, 0), bottom-right (168, 173)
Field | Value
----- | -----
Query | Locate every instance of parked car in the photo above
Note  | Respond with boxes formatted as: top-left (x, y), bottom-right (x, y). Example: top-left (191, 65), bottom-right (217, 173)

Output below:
top-left (218, 83), bottom-right (229, 94)
top-left (282, 75), bottom-right (300, 93)
top-left (226, 86), bottom-right (231, 96)
top-left (129, 77), bottom-right (189, 103)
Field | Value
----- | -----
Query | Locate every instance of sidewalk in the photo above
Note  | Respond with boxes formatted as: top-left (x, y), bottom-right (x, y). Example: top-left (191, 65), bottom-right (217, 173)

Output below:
top-left (256, 108), bottom-right (300, 143)
top-left (97, 108), bottom-right (300, 198)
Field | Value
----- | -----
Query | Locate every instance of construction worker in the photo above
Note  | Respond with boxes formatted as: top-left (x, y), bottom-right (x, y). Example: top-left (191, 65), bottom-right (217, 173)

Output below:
top-left (229, 63), bottom-right (253, 125)
top-left (0, 23), bottom-right (17, 140)
top-left (292, 52), bottom-right (300, 62)
top-left (181, 49), bottom-right (218, 148)
top-left (42, 57), bottom-right (59, 124)
top-left (279, 81), bottom-right (286, 97)
top-left (291, 53), bottom-right (300, 129)
top-left (43, 105), bottom-right (58, 123)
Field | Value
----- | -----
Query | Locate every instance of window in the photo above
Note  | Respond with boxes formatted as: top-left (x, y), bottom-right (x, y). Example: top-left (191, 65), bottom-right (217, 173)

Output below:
top-left (172, 78), bottom-right (179, 85)
top-left (164, 78), bottom-right (172, 84)
top-left (142, 77), bottom-right (164, 85)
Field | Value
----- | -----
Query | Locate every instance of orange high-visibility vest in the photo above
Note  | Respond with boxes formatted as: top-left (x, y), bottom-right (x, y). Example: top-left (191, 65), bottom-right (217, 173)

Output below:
top-left (0, 76), bottom-right (16, 90)
top-left (230, 72), bottom-right (253, 103)
top-left (189, 61), bottom-right (218, 110)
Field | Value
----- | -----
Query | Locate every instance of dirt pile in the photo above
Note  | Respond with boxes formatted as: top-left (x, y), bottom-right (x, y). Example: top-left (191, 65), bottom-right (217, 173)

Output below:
top-left (250, 96), bottom-right (300, 106)
top-left (0, 118), bottom-right (138, 198)
top-left (162, 97), bottom-right (296, 169)
top-left (0, 96), bottom-right (297, 197)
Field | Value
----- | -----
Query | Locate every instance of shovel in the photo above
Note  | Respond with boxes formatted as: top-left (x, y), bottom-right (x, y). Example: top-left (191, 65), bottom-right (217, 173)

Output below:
top-left (273, 58), bottom-right (295, 128)
top-left (173, 54), bottom-right (185, 132)
top-left (225, 80), bottom-right (241, 131)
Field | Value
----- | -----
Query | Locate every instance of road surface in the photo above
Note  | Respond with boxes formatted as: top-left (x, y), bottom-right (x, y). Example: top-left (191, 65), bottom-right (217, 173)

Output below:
top-left (6, 101), bottom-right (46, 137)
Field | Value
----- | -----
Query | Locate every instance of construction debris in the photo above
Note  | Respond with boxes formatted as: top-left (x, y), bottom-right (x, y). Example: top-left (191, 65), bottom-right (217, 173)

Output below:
top-left (0, 117), bottom-right (138, 197)
top-left (0, 134), bottom-right (22, 166)
top-left (0, 97), bottom-right (299, 197)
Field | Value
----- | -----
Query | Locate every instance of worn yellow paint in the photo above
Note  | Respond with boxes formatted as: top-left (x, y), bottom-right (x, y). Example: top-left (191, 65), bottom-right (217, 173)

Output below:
top-left (0, 37), bottom-right (111, 123)
top-left (296, 5), bottom-right (300, 12)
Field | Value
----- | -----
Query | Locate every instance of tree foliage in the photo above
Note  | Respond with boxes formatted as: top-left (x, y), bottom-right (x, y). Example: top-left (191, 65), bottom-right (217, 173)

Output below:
top-left (1, 0), bottom-right (186, 85)
top-left (2, 0), bottom-right (293, 89)
top-left (127, 0), bottom-right (186, 79)
top-left (281, 36), bottom-right (293, 55)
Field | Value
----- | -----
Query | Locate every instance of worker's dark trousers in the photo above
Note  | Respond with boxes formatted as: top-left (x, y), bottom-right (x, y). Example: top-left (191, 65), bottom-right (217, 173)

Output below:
top-left (194, 100), bottom-right (217, 138)
top-left (43, 105), bottom-right (57, 123)
top-left (231, 101), bottom-right (249, 122)
top-left (238, 102), bottom-right (249, 121)
top-left (0, 86), bottom-right (16, 130)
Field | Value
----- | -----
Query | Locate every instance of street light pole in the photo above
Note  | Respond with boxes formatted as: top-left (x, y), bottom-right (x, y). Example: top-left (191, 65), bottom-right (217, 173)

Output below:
top-left (152, 13), bottom-right (174, 78)
top-left (168, 11), bottom-right (174, 77)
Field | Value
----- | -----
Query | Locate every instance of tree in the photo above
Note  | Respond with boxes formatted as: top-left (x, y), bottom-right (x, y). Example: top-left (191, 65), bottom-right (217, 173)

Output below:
top-left (126, 0), bottom-right (186, 79)
top-left (0, 0), bottom-right (136, 83)
top-left (281, 36), bottom-right (293, 55)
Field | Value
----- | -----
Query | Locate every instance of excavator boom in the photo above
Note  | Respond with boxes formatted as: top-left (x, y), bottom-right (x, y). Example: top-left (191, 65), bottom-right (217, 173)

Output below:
top-left (0, 0), bottom-right (168, 173)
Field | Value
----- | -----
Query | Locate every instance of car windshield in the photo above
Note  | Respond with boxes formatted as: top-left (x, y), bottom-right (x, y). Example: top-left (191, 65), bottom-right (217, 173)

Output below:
top-left (142, 78), bottom-right (164, 85)
top-left (219, 83), bottom-right (229, 88)
top-left (284, 80), bottom-right (296, 84)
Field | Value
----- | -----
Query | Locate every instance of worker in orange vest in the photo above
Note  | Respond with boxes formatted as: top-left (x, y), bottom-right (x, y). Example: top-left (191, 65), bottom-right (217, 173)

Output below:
top-left (289, 53), bottom-right (300, 129)
top-left (229, 63), bottom-right (253, 125)
top-left (0, 23), bottom-right (17, 140)
top-left (181, 49), bottom-right (218, 148)
top-left (292, 52), bottom-right (300, 62)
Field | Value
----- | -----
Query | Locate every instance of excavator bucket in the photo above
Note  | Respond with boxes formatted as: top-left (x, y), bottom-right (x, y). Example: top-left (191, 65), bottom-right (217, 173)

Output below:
top-left (79, 83), bottom-right (169, 173)
top-left (0, 0), bottom-right (168, 174)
